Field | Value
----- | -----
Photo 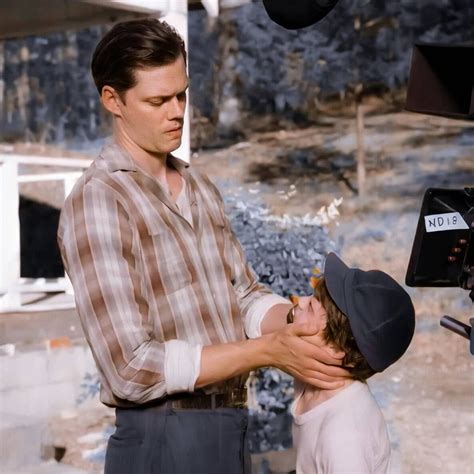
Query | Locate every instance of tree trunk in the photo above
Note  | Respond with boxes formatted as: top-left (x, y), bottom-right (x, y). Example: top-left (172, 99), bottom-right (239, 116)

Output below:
top-left (355, 96), bottom-right (366, 200)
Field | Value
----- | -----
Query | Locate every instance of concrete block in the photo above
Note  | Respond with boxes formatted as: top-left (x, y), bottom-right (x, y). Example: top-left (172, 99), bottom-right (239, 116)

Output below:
top-left (46, 346), bottom-right (97, 386)
top-left (0, 387), bottom-right (45, 418)
top-left (46, 346), bottom-right (84, 384)
top-left (0, 351), bottom-right (48, 391)
top-left (0, 382), bottom-right (76, 418)
top-left (0, 412), bottom-right (46, 470)
top-left (0, 344), bottom-right (101, 418)
top-left (44, 382), bottom-right (79, 415)
top-left (3, 460), bottom-right (89, 473)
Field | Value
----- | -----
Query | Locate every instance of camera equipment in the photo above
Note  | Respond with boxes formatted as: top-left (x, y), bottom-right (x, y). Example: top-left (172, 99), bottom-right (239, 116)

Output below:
top-left (262, 0), bottom-right (340, 29)
top-left (405, 187), bottom-right (473, 353)
top-left (405, 43), bottom-right (474, 119)
top-left (404, 43), bottom-right (474, 353)
top-left (406, 188), bottom-right (473, 290)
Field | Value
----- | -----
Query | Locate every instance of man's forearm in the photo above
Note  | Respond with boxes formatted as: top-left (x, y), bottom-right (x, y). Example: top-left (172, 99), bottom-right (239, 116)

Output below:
top-left (260, 303), bottom-right (293, 334)
top-left (195, 321), bottom-right (347, 390)
top-left (195, 336), bottom-right (273, 388)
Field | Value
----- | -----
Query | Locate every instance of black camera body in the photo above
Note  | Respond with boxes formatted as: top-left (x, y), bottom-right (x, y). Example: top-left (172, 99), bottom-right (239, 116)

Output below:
top-left (406, 187), bottom-right (474, 291)
top-left (405, 187), bottom-right (473, 353)
top-left (404, 43), bottom-right (474, 353)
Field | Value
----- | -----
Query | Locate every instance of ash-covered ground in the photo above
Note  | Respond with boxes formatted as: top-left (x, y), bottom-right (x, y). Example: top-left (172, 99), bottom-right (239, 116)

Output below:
top-left (41, 109), bottom-right (474, 473)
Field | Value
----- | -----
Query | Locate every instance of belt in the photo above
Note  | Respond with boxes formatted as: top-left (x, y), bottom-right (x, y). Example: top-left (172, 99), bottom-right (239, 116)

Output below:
top-left (141, 387), bottom-right (247, 410)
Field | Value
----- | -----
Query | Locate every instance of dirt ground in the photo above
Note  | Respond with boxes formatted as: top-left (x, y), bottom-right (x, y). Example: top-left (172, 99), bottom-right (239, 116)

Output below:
top-left (40, 108), bottom-right (474, 473)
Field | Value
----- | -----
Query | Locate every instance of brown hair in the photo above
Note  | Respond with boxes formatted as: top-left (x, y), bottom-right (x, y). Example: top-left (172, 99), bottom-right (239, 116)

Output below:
top-left (91, 18), bottom-right (187, 100)
top-left (314, 277), bottom-right (375, 382)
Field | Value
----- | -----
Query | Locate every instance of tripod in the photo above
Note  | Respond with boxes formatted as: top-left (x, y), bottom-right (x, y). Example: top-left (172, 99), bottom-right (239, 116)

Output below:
top-left (440, 290), bottom-right (474, 355)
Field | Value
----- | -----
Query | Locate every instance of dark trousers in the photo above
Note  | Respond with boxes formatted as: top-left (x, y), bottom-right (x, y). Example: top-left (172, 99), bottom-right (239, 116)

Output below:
top-left (104, 406), bottom-right (251, 474)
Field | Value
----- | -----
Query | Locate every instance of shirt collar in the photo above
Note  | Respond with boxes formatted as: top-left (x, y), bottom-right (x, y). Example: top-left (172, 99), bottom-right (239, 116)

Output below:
top-left (99, 139), bottom-right (190, 174)
top-left (167, 153), bottom-right (190, 174)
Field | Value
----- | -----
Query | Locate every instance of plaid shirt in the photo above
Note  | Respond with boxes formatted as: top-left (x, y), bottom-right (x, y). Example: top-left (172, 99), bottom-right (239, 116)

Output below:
top-left (58, 141), bottom-right (285, 407)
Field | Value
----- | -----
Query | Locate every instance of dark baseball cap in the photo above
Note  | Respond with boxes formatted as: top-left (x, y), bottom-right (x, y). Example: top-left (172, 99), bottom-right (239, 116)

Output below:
top-left (263, 0), bottom-right (340, 30)
top-left (323, 253), bottom-right (416, 372)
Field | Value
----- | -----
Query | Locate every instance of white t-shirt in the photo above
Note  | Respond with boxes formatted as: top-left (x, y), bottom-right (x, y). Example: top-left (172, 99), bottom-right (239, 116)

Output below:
top-left (292, 381), bottom-right (391, 474)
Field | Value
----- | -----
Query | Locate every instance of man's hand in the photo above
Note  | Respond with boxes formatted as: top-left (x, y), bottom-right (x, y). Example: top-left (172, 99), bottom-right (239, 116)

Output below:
top-left (196, 299), bottom-right (350, 390)
top-left (268, 321), bottom-right (350, 390)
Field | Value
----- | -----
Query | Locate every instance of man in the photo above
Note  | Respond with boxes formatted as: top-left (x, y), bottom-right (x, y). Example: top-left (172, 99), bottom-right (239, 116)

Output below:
top-left (289, 253), bottom-right (415, 473)
top-left (58, 18), bottom-right (346, 474)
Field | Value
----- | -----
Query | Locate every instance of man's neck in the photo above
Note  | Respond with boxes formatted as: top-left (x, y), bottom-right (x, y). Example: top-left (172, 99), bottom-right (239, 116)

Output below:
top-left (113, 131), bottom-right (184, 202)
top-left (114, 130), bottom-right (167, 182)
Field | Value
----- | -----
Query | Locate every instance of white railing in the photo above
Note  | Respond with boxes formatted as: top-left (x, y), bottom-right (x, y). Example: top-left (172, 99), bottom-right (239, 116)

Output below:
top-left (0, 154), bottom-right (92, 313)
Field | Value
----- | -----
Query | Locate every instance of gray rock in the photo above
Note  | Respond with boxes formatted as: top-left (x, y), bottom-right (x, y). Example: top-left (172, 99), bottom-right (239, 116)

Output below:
top-left (222, 187), bottom-right (338, 453)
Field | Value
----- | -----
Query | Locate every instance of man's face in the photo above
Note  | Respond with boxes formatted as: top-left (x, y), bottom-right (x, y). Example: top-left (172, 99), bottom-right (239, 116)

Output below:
top-left (114, 55), bottom-right (188, 155)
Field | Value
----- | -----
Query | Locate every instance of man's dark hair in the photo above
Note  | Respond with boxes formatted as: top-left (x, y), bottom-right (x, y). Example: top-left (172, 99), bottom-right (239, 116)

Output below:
top-left (314, 278), bottom-right (376, 382)
top-left (91, 18), bottom-right (187, 100)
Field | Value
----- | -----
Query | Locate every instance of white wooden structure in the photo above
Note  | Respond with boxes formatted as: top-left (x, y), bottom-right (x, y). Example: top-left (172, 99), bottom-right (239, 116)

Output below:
top-left (0, 1), bottom-right (220, 40)
top-left (0, 155), bottom-right (92, 312)
top-left (0, 0), bottom-right (224, 312)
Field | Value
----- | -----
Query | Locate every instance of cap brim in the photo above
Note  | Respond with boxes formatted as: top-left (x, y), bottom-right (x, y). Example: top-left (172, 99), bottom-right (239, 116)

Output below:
top-left (324, 253), bottom-right (350, 315)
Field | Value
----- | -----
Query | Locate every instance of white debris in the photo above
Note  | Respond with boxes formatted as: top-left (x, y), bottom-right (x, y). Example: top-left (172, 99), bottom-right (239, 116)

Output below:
top-left (81, 443), bottom-right (107, 460)
top-left (231, 196), bottom-right (343, 229)
top-left (233, 141), bottom-right (252, 150)
top-left (78, 431), bottom-right (105, 445)
top-left (0, 343), bottom-right (15, 356)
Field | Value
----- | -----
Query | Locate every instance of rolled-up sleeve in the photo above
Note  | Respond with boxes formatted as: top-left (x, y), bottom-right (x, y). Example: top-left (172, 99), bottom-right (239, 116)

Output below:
top-left (244, 293), bottom-right (291, 338)
top-left (58, 178), bottom-right (200, 403)
top-left (164, 340), bottom-right (202, 393)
